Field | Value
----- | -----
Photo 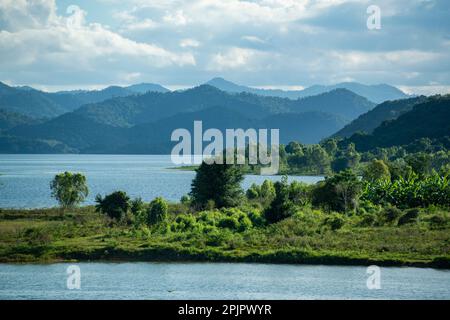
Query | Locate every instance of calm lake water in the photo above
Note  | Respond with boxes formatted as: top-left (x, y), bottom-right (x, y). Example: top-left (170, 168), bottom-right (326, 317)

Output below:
top-left (0, 154), bottom-right (323, 209)
top-left (0, 262), bottom-right (449, 300)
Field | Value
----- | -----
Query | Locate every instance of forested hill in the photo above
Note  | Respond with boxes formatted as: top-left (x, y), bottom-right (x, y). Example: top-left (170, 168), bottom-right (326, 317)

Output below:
top-left (333, 96), bottom-right (428, 138)
top-left (0, 81), bottom-right (169, 119)
top-left (4, 86), bottom-right (371, 153)
top-left (341, 95), bottom-right (450, 151)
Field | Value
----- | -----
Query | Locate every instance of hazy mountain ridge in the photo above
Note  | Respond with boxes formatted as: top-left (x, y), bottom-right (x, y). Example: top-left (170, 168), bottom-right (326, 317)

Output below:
top-left (206, 77), bottom-right (408, 103)
top-left (0, 81), bottom-right (170, 119)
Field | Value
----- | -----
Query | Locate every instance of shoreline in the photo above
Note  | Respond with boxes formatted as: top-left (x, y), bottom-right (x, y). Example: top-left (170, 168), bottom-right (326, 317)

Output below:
top-left (2, 246), bottom-right (449, 269)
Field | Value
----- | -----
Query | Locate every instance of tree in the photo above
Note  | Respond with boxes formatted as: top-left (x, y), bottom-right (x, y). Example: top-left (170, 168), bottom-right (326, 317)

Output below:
top-left (50, 172), bottom-right (88, 208)
top-left (332, 143), bottom-right (361, 172)
top-left (313, 169), bottom-right (362, 212)
top-left (146, 197), bottom-right (168, 225)
top-left (363, 159), bottom-right (391, 182)
top-left (95, 191), bottom-right (130, 220)
top-left (264, 177), bottom-right (294, 223)
top-left (190, 162), bottom-right (244, 208)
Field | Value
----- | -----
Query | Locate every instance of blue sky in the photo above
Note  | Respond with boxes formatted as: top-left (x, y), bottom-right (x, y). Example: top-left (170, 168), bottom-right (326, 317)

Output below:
top-left (0, 0), bottom-right (449, 94)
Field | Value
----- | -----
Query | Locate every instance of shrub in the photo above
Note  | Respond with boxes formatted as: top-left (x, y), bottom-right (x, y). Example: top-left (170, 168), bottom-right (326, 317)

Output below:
top-left (95, 191), bottom-right (130, 220)
top-left (381, 206), bottom-right (403, 224)
top-left (146, 197), bottom-right (168, 225)
top-left (398, 208), bottom-right (420, 226)
top-left (323, 213), bottom-right (345, 230)
top-left (358, 213), bottom-right (376, 227)
top-left (218, 216), bottom-right (240, 230)
top-left (171, 214), bottom-right (199, 232)
top-left (246, 183), bottom-right (260, 199)
top-left (246, 208), bottom-right (266, 227)
top-left (426, 214), bottom-right (448, 229)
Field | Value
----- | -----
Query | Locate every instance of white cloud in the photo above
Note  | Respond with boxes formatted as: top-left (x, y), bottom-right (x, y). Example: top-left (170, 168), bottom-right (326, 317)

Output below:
top-left (180, 38), bottom-right (200, 48)
top-left (1, 0), bottom-right (449, 89)
top-left (208, 47), bottom-right (270, 71)
top-left (0, 0), bottom-right (195, 85)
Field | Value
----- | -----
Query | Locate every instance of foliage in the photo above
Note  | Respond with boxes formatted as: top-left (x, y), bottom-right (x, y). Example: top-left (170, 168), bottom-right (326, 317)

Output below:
top-left (95, 191), bottom-right (130, 220)
top-left (50, 172), bottom-right (88, 208)
top-left (362, 171), bottom-right (450, 208)
top-left (363, 159), bottom-right (391, 182)
top-left (190, 162), bottom-right (244, 208)
top-left (264, 177), bottom-right (296, 223)
top-left (146, 197), bottom-right (169, 225)
top-left (313, 169), bottom-right (362, 212)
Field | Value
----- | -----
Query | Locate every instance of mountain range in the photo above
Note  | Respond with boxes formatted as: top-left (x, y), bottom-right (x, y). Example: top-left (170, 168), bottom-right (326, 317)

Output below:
top-left (206, 77), bottom-right (408, 103)
top-left (3, 77), bottom-right (444, 155)
top-left (0, 82), bottom-right (169, 119)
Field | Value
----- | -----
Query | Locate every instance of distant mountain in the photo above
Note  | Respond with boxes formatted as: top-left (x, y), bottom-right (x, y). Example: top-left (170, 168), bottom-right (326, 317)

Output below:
top-left (300, 82), bottom-right (408, 104)
top-left (0, 81), bottom-right (170, 119)
top-left (6, 86), bottom-right (368, 153)
top-left (125, 83), bottom-right (170, 94)
top-left (333, 96), bottom-right (428, 138)
top-left (0, 109), bottom-right (40, 131)
top-left (342, 95), bottom-right (450, 151)
top-left (65, 85), bottom-right (372, 129)
top-left (205, 77), bottom-right (303, 100)
top-left (205, 77), bottom-right (408, 103)
top-left (0, 134), bottom-right (75, 153)
top-left (289, 89), bottom-right (374, 121)
top-left (0, 81), bottom-right (67, 118)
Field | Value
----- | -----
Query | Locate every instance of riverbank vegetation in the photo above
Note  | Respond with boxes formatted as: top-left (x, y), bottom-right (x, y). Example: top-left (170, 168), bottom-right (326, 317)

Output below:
top-left (1, 158), bottom-right (449, 267)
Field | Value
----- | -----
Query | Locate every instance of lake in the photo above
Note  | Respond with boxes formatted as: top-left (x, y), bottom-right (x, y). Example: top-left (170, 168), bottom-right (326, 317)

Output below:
top-left (0, 262), bottom-right (449, 300)
top-left (0, 154), bottom-right (323, 209)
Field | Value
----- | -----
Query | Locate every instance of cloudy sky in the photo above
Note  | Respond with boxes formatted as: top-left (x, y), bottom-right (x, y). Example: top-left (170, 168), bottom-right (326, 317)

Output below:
top-left (0, 0), bottom-right (449, 94)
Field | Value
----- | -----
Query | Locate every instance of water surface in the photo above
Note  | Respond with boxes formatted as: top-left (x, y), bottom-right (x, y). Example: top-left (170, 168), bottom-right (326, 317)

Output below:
top-left (0, 262), bottom-right (449, 300)
top-left (0, 154), bottom-right (323, 208)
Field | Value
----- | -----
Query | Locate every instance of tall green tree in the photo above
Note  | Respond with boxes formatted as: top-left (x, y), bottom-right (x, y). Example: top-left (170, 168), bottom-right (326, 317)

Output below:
top-left (363, 159), bottom-right (391, 182)
top-left (190, 162), bottom-right (244, 208)
top-left (313, 169), bottom-right (362, 212)
top-left (264, 177), bottom-right (294, 223)
top-left (50, 172), bottom-right (88, 208)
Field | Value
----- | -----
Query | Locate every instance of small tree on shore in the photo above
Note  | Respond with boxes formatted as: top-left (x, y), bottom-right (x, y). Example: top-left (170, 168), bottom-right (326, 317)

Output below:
top-left (50, 172), bottom-right (88, 209)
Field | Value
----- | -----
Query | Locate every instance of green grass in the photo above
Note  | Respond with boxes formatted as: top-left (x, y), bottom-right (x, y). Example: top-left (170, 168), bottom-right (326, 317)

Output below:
top-left (0, 206), bottom-right (449, 267)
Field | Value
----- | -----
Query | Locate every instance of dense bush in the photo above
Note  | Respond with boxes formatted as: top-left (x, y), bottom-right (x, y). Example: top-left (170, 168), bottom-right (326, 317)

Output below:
top-left (362, 172), bottom-right (450, 208)
top-left (398, 208), bottom-right (420, 226)
top-left (95, 191), bottom-right (130, 220)
top-left (312, 169), bottom-right (362, 212)
top-left (146, 197), bottom-right (168, 225)
top-left (323, 213), bottom-right (345, 230)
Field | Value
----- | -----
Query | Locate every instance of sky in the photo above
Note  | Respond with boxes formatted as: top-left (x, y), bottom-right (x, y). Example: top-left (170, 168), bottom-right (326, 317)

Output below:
top-left (0, 0), bottom-right (449, 94)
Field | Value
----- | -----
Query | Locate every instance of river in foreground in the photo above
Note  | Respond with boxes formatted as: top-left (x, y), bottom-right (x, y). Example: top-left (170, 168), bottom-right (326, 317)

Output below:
top-left (0, 262), bottom-right (449, 300)
top-left (0, 154), bottom-right (322, 209)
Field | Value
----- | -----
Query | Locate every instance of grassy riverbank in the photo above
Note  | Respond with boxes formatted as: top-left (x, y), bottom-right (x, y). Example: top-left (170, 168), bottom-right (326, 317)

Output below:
top-left (1, 206), bottom-right (449, 267)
